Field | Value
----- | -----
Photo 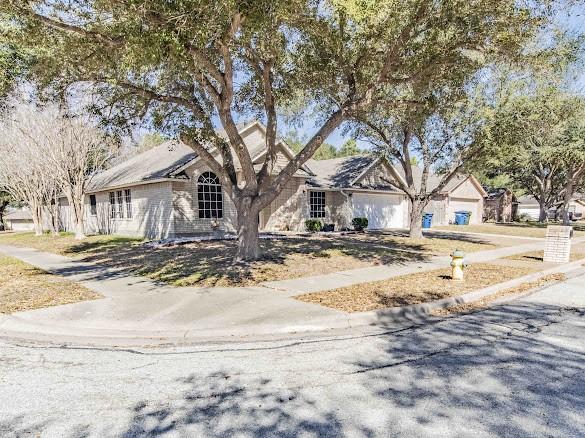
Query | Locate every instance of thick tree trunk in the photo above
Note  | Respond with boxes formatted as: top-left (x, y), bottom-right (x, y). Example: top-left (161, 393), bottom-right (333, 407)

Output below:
top-left (538, 199), bottom-right (548, 223)
top-left (235, 197), bottom-right (261, 261)
top-left (561, 178), bottom-right (574, 226)
top-left (409, 199), bottom-right (427, 239)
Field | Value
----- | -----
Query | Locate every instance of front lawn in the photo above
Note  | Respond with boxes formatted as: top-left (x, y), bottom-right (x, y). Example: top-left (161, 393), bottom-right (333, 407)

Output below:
top-left (0, 254), bottom-right (102, 314)
top-left (0, 231), bottom-right (142, 256)
top-left (0, 231), bottom-right (497, 287)
top-left (296, 262), bottom-right (535, 313)
top-left (434, 222), bottom-right (585, 238)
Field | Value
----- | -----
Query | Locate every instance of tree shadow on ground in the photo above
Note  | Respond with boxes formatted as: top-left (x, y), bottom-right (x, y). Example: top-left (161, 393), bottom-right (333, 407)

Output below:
top-left (61, 233), bottom-right (444, 287)
top-left (351, 301), bottom-right (585, 436)
top-left (120, 372), bottom-right (358, 437)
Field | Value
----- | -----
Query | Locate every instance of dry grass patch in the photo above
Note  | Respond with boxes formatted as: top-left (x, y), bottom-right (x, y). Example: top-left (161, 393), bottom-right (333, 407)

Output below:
top-left (0, 255), bottom-right (102, 314)
top-left (0, 231), bottom-right (142, 257)
top-left (432, 273), bottom-right (566, 316)
top-left (434, 223), bottom-right (585, 238)
top-left (0, 231), bottom-right (495, 287)
top-left (504, 250), bottom-right (585, 263)
top-left (297, 263), bottom-right (535, 313)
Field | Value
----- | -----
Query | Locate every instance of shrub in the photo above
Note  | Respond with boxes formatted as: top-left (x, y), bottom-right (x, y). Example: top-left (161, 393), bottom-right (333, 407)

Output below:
top-left (305, 219), bottom-right (323, 232)
top-left (517, 213), bottom-right (532, 223)
top-left (352, 217), bottom-right (368, 231)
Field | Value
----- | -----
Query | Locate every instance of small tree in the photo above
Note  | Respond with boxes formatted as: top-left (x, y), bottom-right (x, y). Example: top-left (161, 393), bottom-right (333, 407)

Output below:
top-left (354, 95), bottom-right (483, 238)
top-left (45, 111), bottom-right (113, 239)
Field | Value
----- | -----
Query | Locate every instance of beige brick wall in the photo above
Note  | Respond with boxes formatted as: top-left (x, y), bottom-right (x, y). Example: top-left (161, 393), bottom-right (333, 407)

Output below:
top-left (172, 162), bottom-right (238, 235)
top-left (260, 177), bottom-right (309, 231)
top-left (543, 225), bottom-right (572, 263)
top-left (300, 190), bottom-right (353, 231)
top-left (83, 182), bottom-right (175, 239)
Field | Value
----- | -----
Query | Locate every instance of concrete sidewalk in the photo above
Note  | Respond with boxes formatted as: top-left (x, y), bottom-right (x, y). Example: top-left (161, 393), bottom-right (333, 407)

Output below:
top-left (1, 237), bottom-right (584, 344)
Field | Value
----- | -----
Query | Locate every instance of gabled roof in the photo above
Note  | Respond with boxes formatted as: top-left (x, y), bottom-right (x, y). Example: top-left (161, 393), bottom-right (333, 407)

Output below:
top-left (87, 122), bottom-right (312, 193)
top-left (389, 165), bottom-right (485, 195)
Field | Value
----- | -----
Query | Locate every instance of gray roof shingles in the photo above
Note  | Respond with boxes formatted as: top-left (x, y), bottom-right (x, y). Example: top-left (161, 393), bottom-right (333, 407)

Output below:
top-left (306, 155), bottom-right (377, 189)
top-left (4, 209), bottom-right (33, 220)
top-left (87, 141), bottom-right (196, 192)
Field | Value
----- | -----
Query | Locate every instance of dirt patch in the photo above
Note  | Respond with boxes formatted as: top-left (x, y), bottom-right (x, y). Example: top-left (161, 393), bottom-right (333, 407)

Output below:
top-left (296, 263), bottom-right (535, 313)
top-left (0, 255), bottom-right (102, 314)
top-left (432, 273), bottom-right (566, 316)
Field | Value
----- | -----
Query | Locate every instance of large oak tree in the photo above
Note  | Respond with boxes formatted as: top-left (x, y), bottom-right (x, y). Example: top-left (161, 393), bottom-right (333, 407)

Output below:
top-left (0, 0), bottom-right (547, 259)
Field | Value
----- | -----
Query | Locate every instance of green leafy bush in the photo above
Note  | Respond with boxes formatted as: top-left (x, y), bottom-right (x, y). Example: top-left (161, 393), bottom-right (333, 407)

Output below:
top-left (352, 217), bottom-right (368, 231)
top-left (305, 219), bottom-right (323, 232)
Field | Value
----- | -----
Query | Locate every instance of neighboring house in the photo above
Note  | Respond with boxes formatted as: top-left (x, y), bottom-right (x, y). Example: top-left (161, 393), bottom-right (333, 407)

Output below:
top-left (58, 121), bottom-right (487, 238)
top-left (376, 163), bottom-right (487, 226)
top-left (3, 208), bottom-right (34, 231)
top-left (516, 194), bottom-right (585, 221)
top-left (483, 188), bottom-right (517, 223)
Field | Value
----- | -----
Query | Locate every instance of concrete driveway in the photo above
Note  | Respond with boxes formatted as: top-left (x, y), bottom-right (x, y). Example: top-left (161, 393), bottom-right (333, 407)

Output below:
top-left (1, 273), bottom-right (584, 437)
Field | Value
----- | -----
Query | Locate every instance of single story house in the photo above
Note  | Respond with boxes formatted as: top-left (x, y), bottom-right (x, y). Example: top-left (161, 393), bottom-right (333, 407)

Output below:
top-left (516, 194), bottom-right (585, 221)
top-left (58, 121), bottom-right (486, 238)
top-left (483, 188), bottom-right (518, 223)
top-left (3, 208), bottom-right (35, 231)
top-left (387, 165), bottom-right (487, 226)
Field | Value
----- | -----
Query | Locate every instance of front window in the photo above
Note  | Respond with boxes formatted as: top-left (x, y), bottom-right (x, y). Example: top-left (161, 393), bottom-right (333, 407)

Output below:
top-left (116, 191), bottom-right (124, 218)
top-left (310, 191), bottom-right (326, 218)
top-left (89, 194), bottom-right (97, 216)
top-left (198, 171), bottom-right (223, 219)
top-left (109, 192), bottom-right (116, 219)
top-left (124, 189), bottom-right (132, 219)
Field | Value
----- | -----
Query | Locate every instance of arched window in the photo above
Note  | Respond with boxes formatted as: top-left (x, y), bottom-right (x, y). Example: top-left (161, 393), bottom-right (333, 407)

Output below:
top-left (197, 171), bottom-right (223, 219)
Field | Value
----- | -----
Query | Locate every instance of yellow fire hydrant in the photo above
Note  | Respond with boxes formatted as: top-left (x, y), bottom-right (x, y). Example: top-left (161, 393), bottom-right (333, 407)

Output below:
top-left (450, 249), bottom-right (466, 281)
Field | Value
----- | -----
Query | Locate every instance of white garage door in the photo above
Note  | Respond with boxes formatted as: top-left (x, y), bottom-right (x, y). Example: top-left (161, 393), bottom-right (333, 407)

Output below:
top-left (448, 198), bottom-right (481, 224)
top-left (352, 193), bottom-right (405, 229)
top-left (8, 220), bottom-right (34, 231)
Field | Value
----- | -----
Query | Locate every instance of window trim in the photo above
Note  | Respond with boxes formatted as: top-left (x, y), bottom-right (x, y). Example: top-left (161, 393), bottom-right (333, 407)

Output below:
top-left (197, 171), bottom-right (223, 219)
top-left (309, 191), bottom-right (326, 219)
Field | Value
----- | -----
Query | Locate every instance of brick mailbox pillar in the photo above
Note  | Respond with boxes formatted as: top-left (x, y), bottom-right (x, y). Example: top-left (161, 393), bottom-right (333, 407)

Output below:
top-left (543, 225), bottom-right (572, 263)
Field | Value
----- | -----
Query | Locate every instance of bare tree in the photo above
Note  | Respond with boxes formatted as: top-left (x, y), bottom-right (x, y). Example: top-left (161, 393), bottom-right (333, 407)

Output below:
top-left (44, 112), bottom-right (114, 239)
top-left (0, 114), bottom-right (58, 235)
top-left (0, 102), bottom-right (112, 238)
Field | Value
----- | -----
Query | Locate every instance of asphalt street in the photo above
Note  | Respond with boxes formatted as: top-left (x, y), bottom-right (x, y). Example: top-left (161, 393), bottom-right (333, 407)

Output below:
top-left (1, 274), bottom-right (585, 437)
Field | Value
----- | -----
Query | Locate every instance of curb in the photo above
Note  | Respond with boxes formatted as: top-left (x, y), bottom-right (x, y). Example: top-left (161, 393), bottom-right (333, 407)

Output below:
top-left (1, 258), bottom-right (584, 347)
